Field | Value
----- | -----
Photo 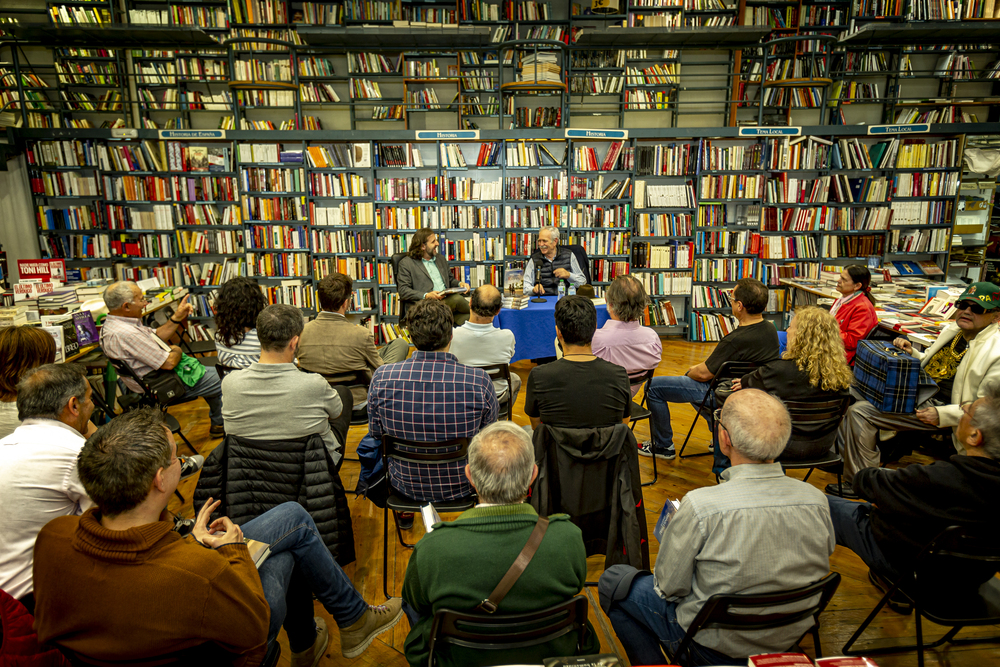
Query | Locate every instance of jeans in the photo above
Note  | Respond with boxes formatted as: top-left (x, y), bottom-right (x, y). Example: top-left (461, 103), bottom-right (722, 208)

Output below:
top-left (243, 502), bottom-right (368, 650)
top-left (826, 495), bottom-right (900, 581)
top-left (172, 364), bottom-right (223, 427)
top-left (646, 375), bottom-right (713, 453)
top-left (605, 573), bottom-right (742, 666)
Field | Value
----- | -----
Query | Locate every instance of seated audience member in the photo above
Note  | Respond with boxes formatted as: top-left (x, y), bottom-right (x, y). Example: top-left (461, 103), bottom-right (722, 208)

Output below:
top-left (396, 227), bottom-right (471, 325)
top-left (0, 364), bottom-right (95, 613)
top-left (523, 225), bottom-right (587, 296)
top-left (831, 265), bottom-right (878, 365)
top-left (643, 278), bottom-right (780, 460)
top-left (32, 408), bottom-right (403, 666)
top-left (0, 325), bottom-right (57, 439)
top-left (833, 281), bottom-right (1000, 499)
top-left (525, 295), bottom-right (631, 430)
top-left (222, 304), bottom-right (351, 467)
top-left (592, 275), bottom-right (663, 396)
top-left (828, 382), bottom-right (1000, 614)
top-left (402, 421), bottom-right (600, 667)
top-left (448, 284), bottom-right (520, 405)
top-left (213, 276), bottom-right (269, 369)
top-left (602, 389), bottom-right (835, 667)
top-left (298, 272), bottom-right (409, 411)
top-left (366, 300), bottom-right (498, 506)
top-left (724, 306), bottom-right (852, 464)
top-left (100, 280), bottom-right (224, 437)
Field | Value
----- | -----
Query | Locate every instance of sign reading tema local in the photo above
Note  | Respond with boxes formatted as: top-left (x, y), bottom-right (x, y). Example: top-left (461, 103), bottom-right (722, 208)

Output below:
top-left (737, 126), bottom-right (802, 137)
top-left (867, 124), bottom-right (930, 135)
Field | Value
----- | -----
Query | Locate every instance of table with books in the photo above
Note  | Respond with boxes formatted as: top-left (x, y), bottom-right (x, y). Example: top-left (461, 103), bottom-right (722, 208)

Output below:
top-left (495, 295), bottom-right (609, 363)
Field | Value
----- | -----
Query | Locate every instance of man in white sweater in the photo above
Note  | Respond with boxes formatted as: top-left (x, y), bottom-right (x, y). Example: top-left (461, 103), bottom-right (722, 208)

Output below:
top-left (449, 285), bottom-right (519, 406)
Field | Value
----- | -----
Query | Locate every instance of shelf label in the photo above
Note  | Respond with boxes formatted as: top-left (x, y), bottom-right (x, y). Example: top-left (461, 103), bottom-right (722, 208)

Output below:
top-left (110, 128), bottom-right (138, 139)
top-left (565, 129), bottom-right (629, 139)
top-left (414, 130), bottom-right (479, 140)
top-left (867, 123), bottom-right (930, 135)
top-left (737, 126), bottom-right (801, 137)
top-left (158, 129), bottom-right (228, 140)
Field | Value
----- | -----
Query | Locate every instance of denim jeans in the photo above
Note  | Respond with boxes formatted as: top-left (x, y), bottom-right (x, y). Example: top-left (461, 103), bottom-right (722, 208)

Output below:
top-left (243, 502), bottom-right (368, 650)
top-left (826, 495), bottom-right (900, 581)
top-left (605, 573), bottom-right (742, 666)
top-left (646, 375), bottom-right (713, 453)
top-left (172, 364), bottom-right (223, 427)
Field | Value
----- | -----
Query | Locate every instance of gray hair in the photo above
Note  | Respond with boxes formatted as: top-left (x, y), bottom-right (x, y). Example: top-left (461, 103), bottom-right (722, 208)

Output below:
top-left (720, 389), bottom-right (792, 462)
top-left (256, 304), bottom-right (304, 352)
top-left (468, 421), bottom-right (535, 504)
top-left (17, 363), bottom-right (89, 422)
top-left (606, 275), bottom-right (649, 322)
top-left (103, 281), bottom-right (138, 311)
top-left (971, 382), bottom-right (1000, 459)
top-left (539, 225), bottom-right (560, 243)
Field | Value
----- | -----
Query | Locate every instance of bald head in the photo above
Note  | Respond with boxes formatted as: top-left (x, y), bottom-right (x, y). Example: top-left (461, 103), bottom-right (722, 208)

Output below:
top-left (719, 389), bottom-right (791, 462)
top-left (470, 284), bottom-right (503, 321)
top-left (103, 281), bottom-right (142, 315)
top-left (467, 421), bottom-right (535, 504)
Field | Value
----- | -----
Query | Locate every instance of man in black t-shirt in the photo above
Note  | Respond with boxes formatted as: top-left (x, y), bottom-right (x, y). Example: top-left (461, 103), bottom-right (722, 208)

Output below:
top-left (644, 278), bottom-right (780, 461)
top-left (524, 296), bottom-right (631, 429)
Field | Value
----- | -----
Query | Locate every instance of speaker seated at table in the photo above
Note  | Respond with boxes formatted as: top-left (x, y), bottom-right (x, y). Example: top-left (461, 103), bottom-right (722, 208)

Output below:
top-left (523, 226), bottom-right (589, 297)
top-left (394, 228), bottom-right (470, 326)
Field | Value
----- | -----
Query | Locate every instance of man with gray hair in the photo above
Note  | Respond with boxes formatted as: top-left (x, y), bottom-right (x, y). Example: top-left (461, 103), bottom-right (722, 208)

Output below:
top-left (592, 275), bottom-right (662, 397)
top-left (401, 420), bottom-right (600, 667)
top-left (523, 226), bottom-right (587, 296)
top-left (602, 389), bottom-right (835, 666)
top-left (449, 284), bottom-right (521, 405)
top-left (100, 280), bottom-right (224, 437)
top-left (827, 381), bottom-right (1000, 614)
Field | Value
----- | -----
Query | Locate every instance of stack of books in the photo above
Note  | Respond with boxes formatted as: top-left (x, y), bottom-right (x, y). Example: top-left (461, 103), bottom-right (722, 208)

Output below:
top-left (502, 293), bottom-right (530, 310)
top-left (519, 52), bottom-right (562, 84)
top-left (0, 305), bottom-right (28, 327)
top-left (37, 287), bottom-right (81, 315)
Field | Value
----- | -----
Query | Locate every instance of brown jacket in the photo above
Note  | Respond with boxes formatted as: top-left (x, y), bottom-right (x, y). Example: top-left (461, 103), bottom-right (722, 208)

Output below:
top-left (298, 311), bottom-right (383, 405)
top-left (33, 509), bottom-right (269, 666)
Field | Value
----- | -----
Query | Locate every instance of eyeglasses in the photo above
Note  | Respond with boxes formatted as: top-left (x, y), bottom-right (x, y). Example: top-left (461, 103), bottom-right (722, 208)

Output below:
top-left (961, 401), bottom-right (975, 417)
top-left (956, 300), bottom-right (987, 315)
top-left (713, 408), bottom-right (725, 430)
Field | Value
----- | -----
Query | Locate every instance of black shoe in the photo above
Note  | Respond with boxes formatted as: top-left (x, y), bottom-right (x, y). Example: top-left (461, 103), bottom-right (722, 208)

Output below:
top-left (179, 455), bottom-right (204, 481)
top-left (395, 511), bottom-right (414, 530)
top-left (825, 481), bottom-right (860, 499)
top-left (869, 569), bottom-right (914, 615)
top-left (209, 424), bottom-right (225, 438)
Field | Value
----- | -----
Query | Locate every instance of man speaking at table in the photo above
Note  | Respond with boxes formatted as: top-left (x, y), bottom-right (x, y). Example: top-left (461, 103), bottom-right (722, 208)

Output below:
top-left (523, 226), bottom-right (587, 296)
top-left (397, 228), bottom-right (471, 326)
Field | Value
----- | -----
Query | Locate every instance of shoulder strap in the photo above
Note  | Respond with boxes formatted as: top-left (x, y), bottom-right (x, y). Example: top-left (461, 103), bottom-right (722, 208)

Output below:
top-left (476, 516), bottom-right (549, 614)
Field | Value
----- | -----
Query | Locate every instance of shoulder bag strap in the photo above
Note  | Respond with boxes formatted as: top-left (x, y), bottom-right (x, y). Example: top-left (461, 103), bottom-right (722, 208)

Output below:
top-left (476, 516), bottom-right (549, 614)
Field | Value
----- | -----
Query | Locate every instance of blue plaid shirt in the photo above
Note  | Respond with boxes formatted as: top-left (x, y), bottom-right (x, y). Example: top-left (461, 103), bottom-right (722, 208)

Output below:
top-left (369, 351), bottom-right (499, 502)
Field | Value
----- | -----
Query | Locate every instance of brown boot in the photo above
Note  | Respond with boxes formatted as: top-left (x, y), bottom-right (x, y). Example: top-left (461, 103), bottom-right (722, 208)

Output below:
top-left (290, 617), bottom-right (329, 667)
top-left (340, 599), bottom-right (404, 659)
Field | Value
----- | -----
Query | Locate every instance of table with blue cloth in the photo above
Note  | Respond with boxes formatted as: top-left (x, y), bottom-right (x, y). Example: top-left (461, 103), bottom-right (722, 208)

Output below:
top-left (494, 296), bottom-right (610, 363)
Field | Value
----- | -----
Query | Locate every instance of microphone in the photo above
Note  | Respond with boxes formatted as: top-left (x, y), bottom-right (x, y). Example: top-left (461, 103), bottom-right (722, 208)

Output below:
top-left (530, 260), bottom-right (547, 303)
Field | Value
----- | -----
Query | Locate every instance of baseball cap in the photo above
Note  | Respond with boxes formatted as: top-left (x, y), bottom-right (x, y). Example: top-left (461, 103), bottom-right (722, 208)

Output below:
top-left (957, 282), bottom-right (1000, 310)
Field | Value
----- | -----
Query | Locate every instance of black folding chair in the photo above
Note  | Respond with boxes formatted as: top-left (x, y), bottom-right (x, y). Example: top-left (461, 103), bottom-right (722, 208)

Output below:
top-left (475, 363), bottom-right (514, 421)
top-left (678, 361), bottom-right (759, 459)
top-left (215, 362), bottom-right (240, 382)
top-left (381, 435), bottom-right (477, 598)
top-left (669, 572), bottom-right (842, 666)
top-left (842, 526), bottom-right (1000, 667)
top-left (149, 304), bottom-right (218, 360)
top-left (427, 597), bottom-right (590, 667)
top-left (779, 396), bottom-right (852, 496)
top-left (625, 368), bottom-right (659, 487)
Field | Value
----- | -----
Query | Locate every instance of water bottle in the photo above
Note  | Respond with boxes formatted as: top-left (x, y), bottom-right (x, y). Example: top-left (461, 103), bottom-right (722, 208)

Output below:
top-left (568, 283), bottom-right (577, 296)
top-left (557, 281), bottom-right (566, 300)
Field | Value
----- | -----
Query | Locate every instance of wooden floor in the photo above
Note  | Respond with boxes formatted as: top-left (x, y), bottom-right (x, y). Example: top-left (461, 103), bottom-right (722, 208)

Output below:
top-left (168, 339), bottom-right (1000, 666)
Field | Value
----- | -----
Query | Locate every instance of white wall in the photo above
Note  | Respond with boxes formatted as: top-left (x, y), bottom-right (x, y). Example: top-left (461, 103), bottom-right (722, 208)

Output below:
top-left (0, 154), bottom-right (41, 281)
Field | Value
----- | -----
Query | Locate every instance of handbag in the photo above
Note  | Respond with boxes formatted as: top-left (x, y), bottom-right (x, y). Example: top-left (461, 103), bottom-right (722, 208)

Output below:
top-left (853, 340), bottom-right (937, 413)
top-left (476, 516), bottom-right (550, 613)
top-left (143, 368), bottom-right (188, 403)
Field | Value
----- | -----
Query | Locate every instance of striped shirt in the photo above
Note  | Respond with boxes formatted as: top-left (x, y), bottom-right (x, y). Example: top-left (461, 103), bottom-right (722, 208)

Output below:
top-left (99, 315), bottom-right (169, 393)
top-left (216, 328), bottom-right (261, 369)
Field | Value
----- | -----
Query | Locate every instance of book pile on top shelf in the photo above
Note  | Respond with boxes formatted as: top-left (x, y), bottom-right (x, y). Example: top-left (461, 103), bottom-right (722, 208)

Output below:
top-left (519, 52), bottom-right (562, 85)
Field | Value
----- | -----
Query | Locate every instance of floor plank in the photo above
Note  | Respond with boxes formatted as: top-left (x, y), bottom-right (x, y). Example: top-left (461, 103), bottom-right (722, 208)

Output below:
top-left (167, 339), bottom-right (1000, 666)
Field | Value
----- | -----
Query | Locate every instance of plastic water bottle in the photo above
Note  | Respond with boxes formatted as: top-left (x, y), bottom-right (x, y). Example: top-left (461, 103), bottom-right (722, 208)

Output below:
top-left (557, 281), bottom-right (566, 300)
top-left (568, 283), bottom-right (577, 296)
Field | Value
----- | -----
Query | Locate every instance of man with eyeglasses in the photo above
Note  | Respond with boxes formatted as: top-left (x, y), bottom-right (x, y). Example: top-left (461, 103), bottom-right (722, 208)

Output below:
top-left (831, 281), bottom-right (1000, 499)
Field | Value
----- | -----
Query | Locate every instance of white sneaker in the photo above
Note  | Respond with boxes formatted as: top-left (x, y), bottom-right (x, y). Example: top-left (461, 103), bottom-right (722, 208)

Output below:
top-left (638, 442), bottom-right (676, 460)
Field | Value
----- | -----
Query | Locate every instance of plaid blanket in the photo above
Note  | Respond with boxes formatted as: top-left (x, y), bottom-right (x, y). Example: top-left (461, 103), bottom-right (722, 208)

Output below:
top-left (853, 340), bottom-right (936, 413)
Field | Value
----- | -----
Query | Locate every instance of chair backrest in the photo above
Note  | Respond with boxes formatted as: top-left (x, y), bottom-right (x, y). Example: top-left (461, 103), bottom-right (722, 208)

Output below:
top-left (910, 525), bottom-right (1000, 596)
top-left (474, 363), bottom-right (513, 420)
top-left (382, 434), bottom-right (471, 466)
top-left (674, 572), bottom-right (841, 665)
top-left (216, 362), bottom-right (241, 381)
top-left (101, 349), bottom-right (157, 405)
top-left (563, 244), bottom-right (591, 284)
top-left (711, 361), bottom-right (759, 388)
top-left (427, 597), bottom-right (589, 667)
top-left (628, 367), bottom-right (656, 394)
top-left (784, 396), bottom-right (851, 434)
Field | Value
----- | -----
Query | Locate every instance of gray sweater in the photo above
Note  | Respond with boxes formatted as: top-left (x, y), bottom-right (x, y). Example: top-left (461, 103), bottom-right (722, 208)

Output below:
top-left (221, 362), bottom-right (344, 465)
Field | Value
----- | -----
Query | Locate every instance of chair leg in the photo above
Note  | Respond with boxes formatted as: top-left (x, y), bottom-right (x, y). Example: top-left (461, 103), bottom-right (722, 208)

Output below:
top-left (640, 416), bottom-right (658, 488)
top-left (394, 511), bottom-right (416, 549)
top-left (170, 419), bottom-right (200, 457)
top-left (383, 505), bottom-right (391, 599)
top-left (812, 626), bottom-right (823, 659)
top-left (174, 489), bottom-right (185, 503)
top-left (679, 394), bottom-right (713, 459)
top-left (802, 468), bottom-right (813, 483)
top-left (916, 605), bottom-right (924, 667)
top-left (842, 587), bottom-right (894, 655)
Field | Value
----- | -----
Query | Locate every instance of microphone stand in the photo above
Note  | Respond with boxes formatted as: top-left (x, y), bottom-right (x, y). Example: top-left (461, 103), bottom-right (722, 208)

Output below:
top-left (530, 273), bottom-right (547, 303)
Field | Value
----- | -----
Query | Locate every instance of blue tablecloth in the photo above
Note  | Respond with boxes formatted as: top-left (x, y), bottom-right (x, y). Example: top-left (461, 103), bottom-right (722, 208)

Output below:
top-left (494, 297), bottom-right (610, 363)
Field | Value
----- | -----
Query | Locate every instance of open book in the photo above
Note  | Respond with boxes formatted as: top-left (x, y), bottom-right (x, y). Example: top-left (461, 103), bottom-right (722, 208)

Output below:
top-left (438, 287), bottom-right (469, 296)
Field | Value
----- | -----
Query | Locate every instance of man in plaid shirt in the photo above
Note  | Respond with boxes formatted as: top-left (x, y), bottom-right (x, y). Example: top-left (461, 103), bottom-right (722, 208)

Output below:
top-left (368, 300), bottom-right (498, 508)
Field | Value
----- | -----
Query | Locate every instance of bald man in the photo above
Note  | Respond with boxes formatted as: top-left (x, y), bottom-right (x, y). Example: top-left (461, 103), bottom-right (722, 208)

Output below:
top-left (602, 389), bottom-right (835, 666)
top-left (448, 285), bottom-right (520, 405)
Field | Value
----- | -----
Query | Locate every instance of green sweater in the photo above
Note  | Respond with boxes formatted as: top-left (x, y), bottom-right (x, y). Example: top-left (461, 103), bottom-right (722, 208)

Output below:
top-left (402, 503), bottom-right (599, 667)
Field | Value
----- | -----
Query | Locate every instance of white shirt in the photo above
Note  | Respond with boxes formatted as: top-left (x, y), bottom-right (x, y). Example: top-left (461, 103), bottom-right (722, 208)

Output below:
top-left (0, 418), bottom-right (93, 599)
top-left (449, 321), bottom-right (516, 397)
top-left (0, 400), bottom-right (19, 440)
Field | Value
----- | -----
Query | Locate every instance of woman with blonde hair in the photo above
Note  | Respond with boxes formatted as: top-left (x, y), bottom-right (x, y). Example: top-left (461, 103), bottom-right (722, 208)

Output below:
top-left (0, 326), bottom-right (58, 439)
top-left (730, 306), bottom-right (853, 460)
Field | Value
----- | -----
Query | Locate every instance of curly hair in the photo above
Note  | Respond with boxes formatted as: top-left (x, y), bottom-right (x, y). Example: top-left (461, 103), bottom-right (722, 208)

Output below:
top-left (214, 277), bottom-right (268, 348)
top-left (784, 305), bottom-right (853, 392)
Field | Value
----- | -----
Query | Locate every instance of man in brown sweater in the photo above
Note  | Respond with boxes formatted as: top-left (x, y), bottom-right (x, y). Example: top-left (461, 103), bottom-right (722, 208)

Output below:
top-left (32, 408), bottom-right (402, 667)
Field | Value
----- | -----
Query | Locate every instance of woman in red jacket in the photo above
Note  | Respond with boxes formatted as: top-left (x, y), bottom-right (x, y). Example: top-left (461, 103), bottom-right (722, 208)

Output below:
top-left (831, 264), bottom-right (878, 365)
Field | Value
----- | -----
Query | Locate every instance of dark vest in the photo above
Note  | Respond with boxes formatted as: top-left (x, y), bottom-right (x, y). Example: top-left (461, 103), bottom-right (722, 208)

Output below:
top-left (530, 247), bottom-right (573, 296)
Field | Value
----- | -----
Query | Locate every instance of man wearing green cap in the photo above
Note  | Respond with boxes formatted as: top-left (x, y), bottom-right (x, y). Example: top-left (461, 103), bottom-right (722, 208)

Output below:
top-left (831, 281), bottom-right (1000, 499)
